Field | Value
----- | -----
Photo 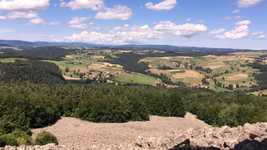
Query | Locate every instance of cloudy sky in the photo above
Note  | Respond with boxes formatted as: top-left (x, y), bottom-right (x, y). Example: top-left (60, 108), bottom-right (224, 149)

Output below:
top-left (0, 0), bottom-right (266, 49)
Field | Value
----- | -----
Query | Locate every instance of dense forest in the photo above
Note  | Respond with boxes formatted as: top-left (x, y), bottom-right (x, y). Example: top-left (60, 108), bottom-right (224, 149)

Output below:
top-left (1, 83), bottom-right (267, 146)
top-left (0, 46), bottom-right (74, 60)
top-left (250, 57), bottom-right (267, 90)
top-left (0, 60), bottom-right (65, 84)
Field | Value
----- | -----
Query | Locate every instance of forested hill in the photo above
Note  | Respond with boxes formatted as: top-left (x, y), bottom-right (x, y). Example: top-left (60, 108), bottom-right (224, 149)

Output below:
top-left (0, 46), bottom-right (74, 60)
top-left (0, 60), bottom-right (65, 84)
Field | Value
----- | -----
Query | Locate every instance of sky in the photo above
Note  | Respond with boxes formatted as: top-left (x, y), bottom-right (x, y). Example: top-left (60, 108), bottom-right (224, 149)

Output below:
top-left (0, 0), bottom-right (266, 49)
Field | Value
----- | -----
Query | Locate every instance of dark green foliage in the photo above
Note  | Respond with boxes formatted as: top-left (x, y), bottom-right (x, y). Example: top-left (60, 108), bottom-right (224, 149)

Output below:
top-left (1, 83), bottom-right (267, 147)
top-left (0, 60), bottom-right (65, 84)
top-left (0, 96), bottom-right (60, 131)
top-left (34, 131), bottom-right (58, 145)
top-left (0, 46), bottom-right (74, 60)
top-left (109, 53), bottom-right (149, 74)
top-left (0, 134), bottom-right (17, 146)
top-left (0, 130), bottom-right (31, 146)
top-left (250, 61), bottom-right (267, 89)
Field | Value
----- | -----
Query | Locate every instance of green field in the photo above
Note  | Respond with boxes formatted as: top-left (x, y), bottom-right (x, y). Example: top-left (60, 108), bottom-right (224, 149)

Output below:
top-left (0, 58), bottom-right (28, 63)
top-left (140, 52), bottom-right (264, 90)
top-left (115, 72), bottom-right (159, 86)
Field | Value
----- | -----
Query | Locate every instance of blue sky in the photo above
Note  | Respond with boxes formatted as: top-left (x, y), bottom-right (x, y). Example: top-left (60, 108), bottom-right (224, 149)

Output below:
top-left (0, 0), bottom-right (266, 49)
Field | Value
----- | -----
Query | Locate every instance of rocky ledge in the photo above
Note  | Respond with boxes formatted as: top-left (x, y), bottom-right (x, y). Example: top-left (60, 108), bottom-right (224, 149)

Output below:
top-left (135, 122), bottom-right (267, 150)
top-left (1, 123), bottom-right (267, 150)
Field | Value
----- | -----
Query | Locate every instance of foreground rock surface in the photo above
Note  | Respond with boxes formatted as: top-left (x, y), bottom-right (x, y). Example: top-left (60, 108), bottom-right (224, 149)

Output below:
top-left (2, 114), bottom-right (267, 150)
top-left (135, 122), bottom-right (267, 150)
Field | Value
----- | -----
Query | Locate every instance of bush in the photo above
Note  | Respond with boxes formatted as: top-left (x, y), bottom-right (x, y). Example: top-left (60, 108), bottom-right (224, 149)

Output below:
top-left (0, 130), bottom-right (30, 146)
top-left (0, 138), bottom-right (5, 147)
top-left (34, 131), bottom-right (58, 145)
top-left (0, 134), bottom-right (17, 146)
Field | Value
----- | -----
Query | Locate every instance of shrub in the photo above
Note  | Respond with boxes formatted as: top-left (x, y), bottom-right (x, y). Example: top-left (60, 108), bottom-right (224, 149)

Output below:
top-left (34, 131), bottom-right (58, 145)
top-left (0, 138), bottom-right (5, 147)
top-left (0, 130), bottom-right (30, 146)
top-left (11, 129), bottom-right (31, 145)
top-left (0, 134), bottom-right (17, 146)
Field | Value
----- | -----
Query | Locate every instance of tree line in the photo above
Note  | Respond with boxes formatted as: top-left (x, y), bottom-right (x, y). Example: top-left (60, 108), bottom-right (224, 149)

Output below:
top-left (1, 83), bottom-right (267, 146)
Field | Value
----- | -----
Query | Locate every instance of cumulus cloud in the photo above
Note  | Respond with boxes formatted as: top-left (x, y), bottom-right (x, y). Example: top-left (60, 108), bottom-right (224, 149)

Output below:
top-left (145, 0), bottom-right (177, 10)
top-left (0, 11), bottom-right (38, 20)
top-left (0, 0), bottom-right (50, 25)
top-left (238, 0), bottom-right (263, 7)
top-left (210, 28), bottom-right (226, 35)
top-left (95, 5), bottom-right (132, 20)
top-left (232, 9), bottom-right (240, 14)
top-left (0, 0), bottom-right (49, 11)
top-left (0, 10), bottom-right (46, 25)
top-left (60, 0), bottom-right (104, 10)
top-left (236, 20), bottom-right (251, 26)
top-left (213, 20), bottom-right (251, 39)
top-left (48, 21), bottom-right (61, 26)
top-left (65, 24), bottom-right (160, 44)
top-left (30, 17), bottom-right (45, 24)
top-left (61, 0), bottom-right (132, 20)
top-left (258, 35), bottom-right (265, 39)
top-left (154, 21), bottom-right (207, 38)
top-left (68, 17), bottom-right (89, 29)
top-left (252, 32), bottom-right (265, 39)
top-left (65, 21), bottom-right (207, 44)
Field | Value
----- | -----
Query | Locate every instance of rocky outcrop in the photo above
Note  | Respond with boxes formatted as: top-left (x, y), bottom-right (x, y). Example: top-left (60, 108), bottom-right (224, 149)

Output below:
top-left (134, 122), bottom-right (267, 150)
top-left (2, 122), bottom-right (267, 150)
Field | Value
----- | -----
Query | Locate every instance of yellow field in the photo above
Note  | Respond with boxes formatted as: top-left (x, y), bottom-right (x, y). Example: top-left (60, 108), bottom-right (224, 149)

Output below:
top-left (172, 70), bottom-right (204, 79)
top-left (227, 73), bottom-right (248, 81)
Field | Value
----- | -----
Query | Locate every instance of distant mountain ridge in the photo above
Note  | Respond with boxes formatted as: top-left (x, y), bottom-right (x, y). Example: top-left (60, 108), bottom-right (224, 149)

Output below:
top-left (0, 39), bottom-right (257, 52)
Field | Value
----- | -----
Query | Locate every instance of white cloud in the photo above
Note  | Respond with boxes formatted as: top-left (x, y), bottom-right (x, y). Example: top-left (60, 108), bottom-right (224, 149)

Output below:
top-left (95, 5), bottom-right (132, 20)
top-left (232, 9), bottom-right (240, 14)
top-left (154, 21), bottom-right (207, 38)
top-left (214, 20), bottom-right (251, 39)
top-left (61, 0), bottom-right (132, 20)
top-left (0, 0), bottom-right (49, 11)
top-left (0, 10), bottom-right (46, 25)
top-left (186, 18), bottom-right (192, 22)
top-left (145, 0), bottom-right (177, 10)
top-left (258, 34), bottom-right (265, 39)
top-left (238, 0), bottom-right (263, 7)
top-left (0, 11), bottom-right (38, 20)
top-left (68, 17), bottom-right (89, 29)
top-left (210, 28), bottom-right (225, 34)
top-left (223, 26), bottom-right (249, 39)
top-left (30, 17), bottom-right (45, 25)
top-left (60, 0), bottom-right (104, 10)
top-left (236, 20), bottom-right (251, 25)
top-left (252, 32), bottom-right (265, 39)
top-left (65, 21), bottom-right (208, 44)
top-left (66, 24), bottom-right (161, 44)
top-left (48, 21), bottom-right (60, 26)
top-left (0, 0), bottom-right (50, 25)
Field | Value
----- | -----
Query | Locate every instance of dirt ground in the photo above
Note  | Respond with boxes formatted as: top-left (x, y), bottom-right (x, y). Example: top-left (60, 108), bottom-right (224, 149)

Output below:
top-left (227, 73), bottom-right (248, 81)
top-left (32, 113), bottom-right (208, 149)
top-left (172, 70), bottom-right (204, 79)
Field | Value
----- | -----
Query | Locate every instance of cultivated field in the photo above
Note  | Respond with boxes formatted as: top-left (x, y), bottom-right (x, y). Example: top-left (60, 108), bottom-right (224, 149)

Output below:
top-left (140, 51), bottom-right (264, 90)
top-left (47, 51), bottom-right (160, 86)
top-left (41, 49), bottom-right (267, 92)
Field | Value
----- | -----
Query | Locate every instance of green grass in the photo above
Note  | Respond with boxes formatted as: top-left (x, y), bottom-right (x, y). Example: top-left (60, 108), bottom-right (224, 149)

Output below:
top-left (115, 72), bottom-right (158, 86)
top-left (0, 58), bottom-right (28, 63)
